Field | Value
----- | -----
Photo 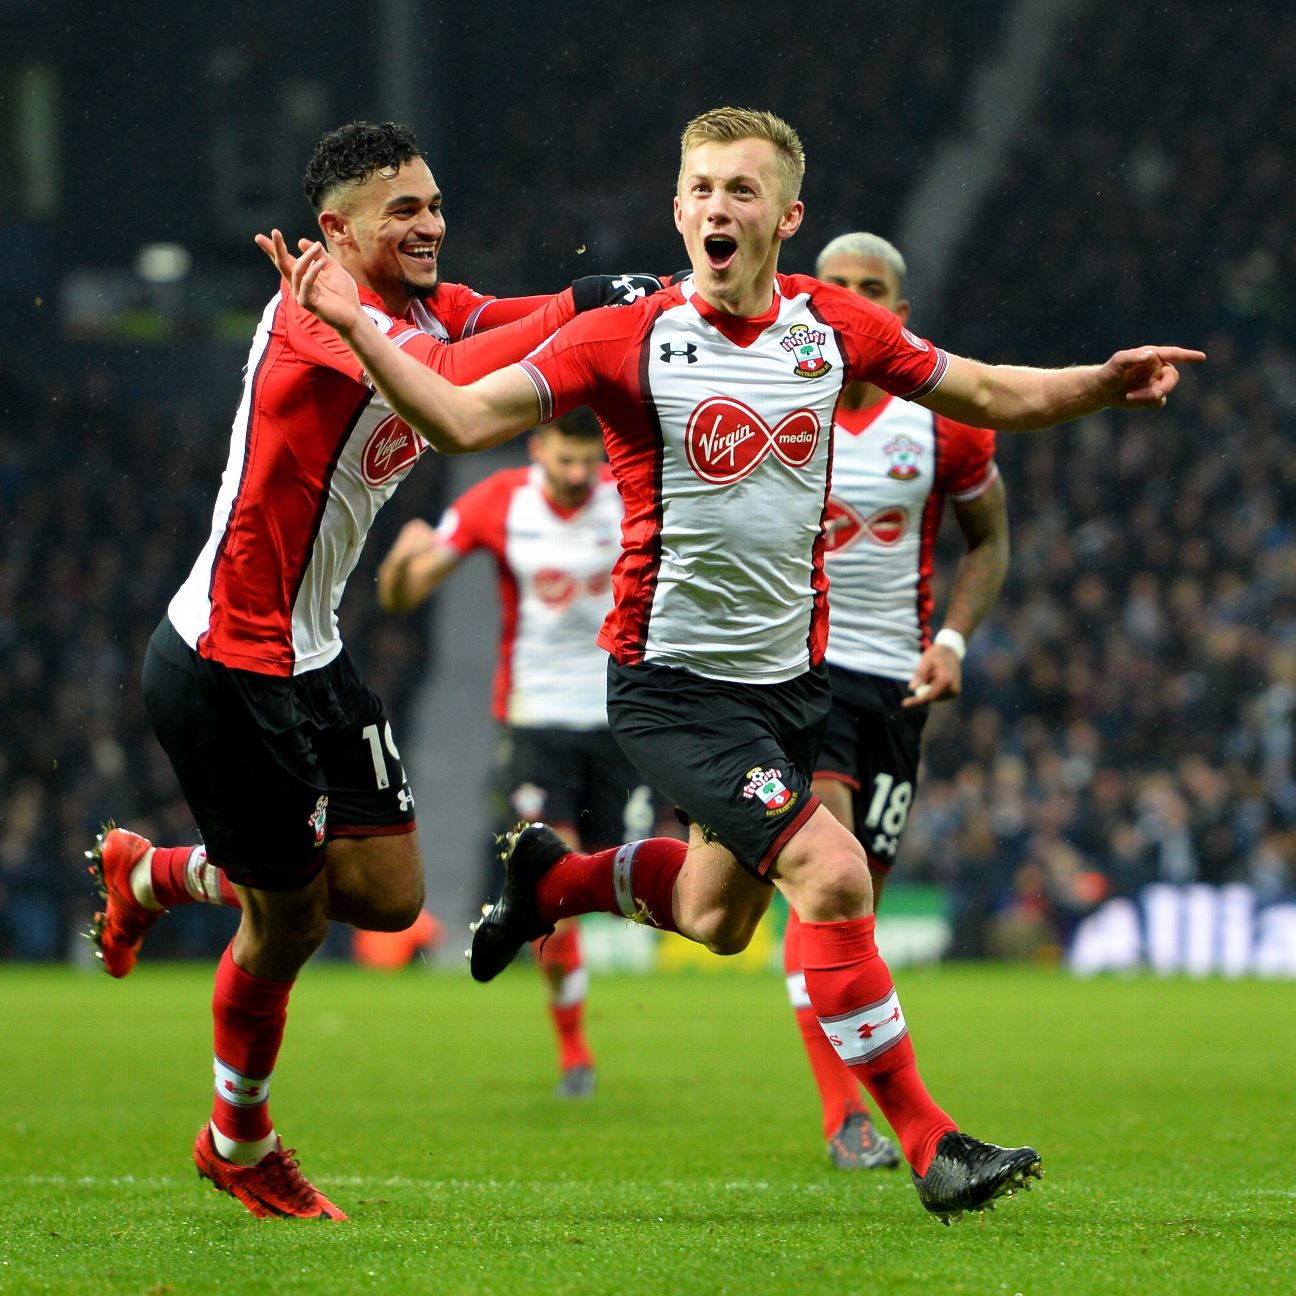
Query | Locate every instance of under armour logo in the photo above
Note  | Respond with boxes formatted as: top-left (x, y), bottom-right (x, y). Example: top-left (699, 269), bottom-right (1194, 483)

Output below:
top-left (398, 787), bottom-right (415, 812)
top-left (660, 342), bottom-right (698, 364)
top-left (856, 1006), bottom-right (902, 1040)
top-left (611, 275), bottom-right (649, 304)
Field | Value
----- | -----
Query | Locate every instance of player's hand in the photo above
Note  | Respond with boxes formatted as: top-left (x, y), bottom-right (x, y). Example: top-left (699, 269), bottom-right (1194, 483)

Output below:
top-left (903, 643), bottom-right (962, 709)
top-left (254, 230), bottom-right (363, 334)
top-left (389, 517), bottom-right (439, 561)
top-left (1100, 346), bottom-right (1206, 408)
top-left (571, 274), bottom-right (664, 312)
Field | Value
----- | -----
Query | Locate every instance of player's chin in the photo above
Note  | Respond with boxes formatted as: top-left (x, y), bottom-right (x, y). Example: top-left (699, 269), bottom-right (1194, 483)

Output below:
top-left (399, 273), bottom-right (438, 301)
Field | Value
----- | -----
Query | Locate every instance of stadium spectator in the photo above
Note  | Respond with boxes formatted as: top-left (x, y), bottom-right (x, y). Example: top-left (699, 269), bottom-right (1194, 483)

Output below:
top-left (779, 232), bottom-right (1008, 1172)
top-left (376, 409), bottom-right (662, 1099)
top-left (265, 104), bottom-right (1201, 1221)
top-left (86, 120), bottom-right (655, 1221)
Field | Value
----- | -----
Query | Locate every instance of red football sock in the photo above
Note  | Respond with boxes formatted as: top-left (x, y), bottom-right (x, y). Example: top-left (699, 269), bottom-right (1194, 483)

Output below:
top-left (784, 907), bottom-right (869, 1138)
top-left (151, 845), bottom-right (241, 909)
top-left (535, 837), bottom-right (686, 932)
top-left (533, 924), bottom-right (594, 1070)
top-left (799, 914), bottom-right (956, 1174)
top-left (209, 944), bottom-right (293, 1145)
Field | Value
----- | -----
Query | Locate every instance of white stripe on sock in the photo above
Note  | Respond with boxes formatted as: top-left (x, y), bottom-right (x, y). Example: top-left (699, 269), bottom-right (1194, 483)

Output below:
top-left (818, 989), bottom-right (908, 1065)
top-left (785, 970), bottom-right (812, 1011)
top-left (612, 842), bottom-right (641, 918)
top-left (213, 1056), bottom-right (270, 1107)
top-left (553, 967), bottom-right (589, 1009)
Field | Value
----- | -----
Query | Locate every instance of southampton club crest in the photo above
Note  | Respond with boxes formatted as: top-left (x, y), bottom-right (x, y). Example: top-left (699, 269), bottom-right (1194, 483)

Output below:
top-left (883, 434), bottom-right (923, 481)
top-left (741, 765), bottom-right (799, 818)
top-left (780, 323), bottom-right (832, 379)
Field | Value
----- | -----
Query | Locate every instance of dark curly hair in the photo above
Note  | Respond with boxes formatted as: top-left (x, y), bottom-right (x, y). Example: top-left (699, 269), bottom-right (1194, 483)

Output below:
top-left (302, 121), bottom-right (421, 211)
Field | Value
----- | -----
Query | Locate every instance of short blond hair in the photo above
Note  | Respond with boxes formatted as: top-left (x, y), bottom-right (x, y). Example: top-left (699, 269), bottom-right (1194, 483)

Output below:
top-left (678, 107), bottom-right (806, 203)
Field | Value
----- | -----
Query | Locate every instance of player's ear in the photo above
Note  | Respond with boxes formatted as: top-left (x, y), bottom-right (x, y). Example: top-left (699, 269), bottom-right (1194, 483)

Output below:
top-left (896, 298), bottom-right (912, 325)
top-left (317, 208), bottom-right (350, 248)
top-left (776, 199), bottom-right (804, 243)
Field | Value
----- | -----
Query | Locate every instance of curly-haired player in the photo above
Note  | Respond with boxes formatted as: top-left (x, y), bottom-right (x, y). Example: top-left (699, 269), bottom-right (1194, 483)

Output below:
top-left (90, 120), bottom-right (659, 1220)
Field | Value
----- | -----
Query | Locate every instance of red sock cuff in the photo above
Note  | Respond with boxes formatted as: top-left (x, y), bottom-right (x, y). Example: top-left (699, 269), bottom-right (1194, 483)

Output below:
top-left (214, 946), bottom-right (295, 1015)
top-left (798, 914), bottom-right (877, 969)
top-left (149, 845), bottom-right (197, 909)
top-left (631, 838), bottom-right (686, 933)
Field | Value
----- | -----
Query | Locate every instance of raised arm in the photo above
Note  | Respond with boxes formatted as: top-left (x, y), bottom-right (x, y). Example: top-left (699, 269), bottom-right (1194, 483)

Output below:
top-left (918, 347), bottom-right (1205, 432)
top-left (256, 232), bottom-right (540, 454)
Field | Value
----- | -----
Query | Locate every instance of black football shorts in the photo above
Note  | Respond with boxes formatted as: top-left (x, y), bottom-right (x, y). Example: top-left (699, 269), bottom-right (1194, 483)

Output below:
top-left (142, 617), bottom-right (415, 890)
top-left (815, 663), bottom-right (928, 866)
top-left (495, 724), bottom-right (659, 849)
top-left (606, 658), bottom-right (829, 878)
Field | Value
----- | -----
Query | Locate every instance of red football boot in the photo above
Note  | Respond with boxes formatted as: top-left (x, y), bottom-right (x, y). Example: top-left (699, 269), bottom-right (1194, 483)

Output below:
top-left (86, 823), bottom-right (161, 978)
top-left (193, 1125), bottom-right (348, 1220)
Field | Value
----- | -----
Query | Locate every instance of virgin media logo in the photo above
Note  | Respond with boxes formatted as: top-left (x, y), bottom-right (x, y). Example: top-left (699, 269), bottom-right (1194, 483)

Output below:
top-left (362, 413), bottom-right (427, 486)
top-left (684, 398), bottom-right (821, 485)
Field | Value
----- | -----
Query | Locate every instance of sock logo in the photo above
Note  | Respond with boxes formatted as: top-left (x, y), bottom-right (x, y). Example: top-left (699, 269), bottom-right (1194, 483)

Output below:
top-left (214, 1056), bottom-right (271, 1107)
top-left (820, 990), bottom-right (908, 1064)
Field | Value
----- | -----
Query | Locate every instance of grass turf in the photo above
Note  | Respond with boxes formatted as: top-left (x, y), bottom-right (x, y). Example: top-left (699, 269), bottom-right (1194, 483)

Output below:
top-left (0, 961), bottom-right (1292, 1295)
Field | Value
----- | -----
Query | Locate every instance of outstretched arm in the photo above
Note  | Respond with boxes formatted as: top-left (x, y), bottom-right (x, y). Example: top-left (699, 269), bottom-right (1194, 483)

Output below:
top-left (918, 346), bottom-right (1205, 432)
top-left (256, 232), bottom-right (540, 454)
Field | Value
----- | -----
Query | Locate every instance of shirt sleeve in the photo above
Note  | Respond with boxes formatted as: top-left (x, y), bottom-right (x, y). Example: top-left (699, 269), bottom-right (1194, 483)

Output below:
top-left (462, 293), bottom-right (566, 336)
top-left (387, 289), bottom-right (578, 385)
top-left (432, 282), bottom-right (569, 338)
top-left (435, 472), bottom-right (515, 559)
top-left (514, 306), bottom-right (643, 424)
top-left (281, 286), bottom-right (368, 381)
top-left (935, 417), bottom-right (1000, 501)
top-left (817, 283), bottom-right (950, 400)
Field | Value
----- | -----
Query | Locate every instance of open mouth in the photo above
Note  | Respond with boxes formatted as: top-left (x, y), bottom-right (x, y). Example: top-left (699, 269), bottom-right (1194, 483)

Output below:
top-left (400, 243), bottom-right (439, 269)
top-left (703, 234), bottom-right (738, 271)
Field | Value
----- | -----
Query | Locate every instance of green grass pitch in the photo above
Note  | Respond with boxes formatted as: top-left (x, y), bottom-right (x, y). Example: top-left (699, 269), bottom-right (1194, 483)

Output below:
top-left (0, 960), bottom-right (1292, 1294)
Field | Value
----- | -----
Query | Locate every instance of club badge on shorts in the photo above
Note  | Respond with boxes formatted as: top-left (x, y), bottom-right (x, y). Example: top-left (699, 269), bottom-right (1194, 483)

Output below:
top-left (742, 766), bottom-right (798, 818)
top-left (308, 795), bottom-right (328, 849)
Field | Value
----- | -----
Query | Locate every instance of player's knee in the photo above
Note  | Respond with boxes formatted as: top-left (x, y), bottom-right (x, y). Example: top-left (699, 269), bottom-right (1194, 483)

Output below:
top-left (691, 907), bottom-right (760, 956)
top-left (365, 888), bottom-right (426, 932)
top-left (794, 851), bottom-right (873, 922)
top-left (239, 895), bottom-right (330, 968)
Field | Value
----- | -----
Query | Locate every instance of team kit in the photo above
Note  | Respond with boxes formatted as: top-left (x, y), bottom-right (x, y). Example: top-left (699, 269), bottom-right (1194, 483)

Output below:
top-left (90, 107), bottom-right (1201, 1224)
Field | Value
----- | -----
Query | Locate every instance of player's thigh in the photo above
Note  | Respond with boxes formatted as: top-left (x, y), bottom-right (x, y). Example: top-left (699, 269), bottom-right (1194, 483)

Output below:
top-left (324, 829), bottom-right (425, 928)
top-left (141, 618), bottom-right (328, 890)
top-left (674, 821), bottom-right (776, 933)
top-left (310, 652), bottom-right (421, 912)
top-left (607, 660), bottom-right (829, 880)
top-left (575, 728), bottom-right (660, 848)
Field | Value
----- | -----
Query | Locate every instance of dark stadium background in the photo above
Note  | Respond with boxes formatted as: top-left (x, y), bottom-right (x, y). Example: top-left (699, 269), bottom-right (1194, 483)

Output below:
top-left (1, 0), bottom-right (1292, 965)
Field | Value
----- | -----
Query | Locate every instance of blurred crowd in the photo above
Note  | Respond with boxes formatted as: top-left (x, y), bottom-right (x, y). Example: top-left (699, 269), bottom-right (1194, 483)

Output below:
top-left (907, 0), bottom-right (1296, 956)
top-left (2, 0), bottom-right (1292, 960)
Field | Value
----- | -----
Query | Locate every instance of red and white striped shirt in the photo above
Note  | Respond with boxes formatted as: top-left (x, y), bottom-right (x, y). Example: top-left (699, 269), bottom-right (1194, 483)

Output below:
top-left (168, 281), bottom-right (573, 676)
top-left (823, 398), bottom-right (997, 679)
top-left (437, 464), bottom-right (622, 728)
top-left (518, 274), bottom-right (948, 684)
